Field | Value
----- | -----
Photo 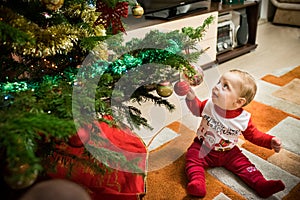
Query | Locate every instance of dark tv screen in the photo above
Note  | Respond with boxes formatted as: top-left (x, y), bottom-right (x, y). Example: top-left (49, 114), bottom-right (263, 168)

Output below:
top-left (137, 0), bottom-right (208, 20)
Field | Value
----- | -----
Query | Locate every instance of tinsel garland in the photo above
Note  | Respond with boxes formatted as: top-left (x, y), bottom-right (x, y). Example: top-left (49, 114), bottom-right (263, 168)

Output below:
top-left (0, 5), bottom-right (106, 57)
top-left (0, 49), bottom-right (194, 94)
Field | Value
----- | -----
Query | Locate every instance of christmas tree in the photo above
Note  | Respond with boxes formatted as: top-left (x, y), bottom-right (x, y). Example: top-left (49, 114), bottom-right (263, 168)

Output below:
top-left (0, 0), bottom-right (214, 198)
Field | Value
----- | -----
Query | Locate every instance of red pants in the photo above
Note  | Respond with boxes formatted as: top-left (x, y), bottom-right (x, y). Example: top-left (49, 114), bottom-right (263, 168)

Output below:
top-left (185, 137), bottom-right (267, 192)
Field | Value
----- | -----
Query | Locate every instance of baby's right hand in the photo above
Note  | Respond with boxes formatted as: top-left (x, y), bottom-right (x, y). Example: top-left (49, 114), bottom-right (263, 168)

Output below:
top-left (174, 81), bottom-right (191, 96)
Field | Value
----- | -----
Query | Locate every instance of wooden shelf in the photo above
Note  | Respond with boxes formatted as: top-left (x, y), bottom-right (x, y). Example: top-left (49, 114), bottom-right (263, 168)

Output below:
top-left (210, 1), bottom-right (259, 13)
top-left (217, 44), bottom-right (258, 63)
top-left (124, 1), bottom-right (260, 66)
top-left (213, 1), bottom-right (260, 64)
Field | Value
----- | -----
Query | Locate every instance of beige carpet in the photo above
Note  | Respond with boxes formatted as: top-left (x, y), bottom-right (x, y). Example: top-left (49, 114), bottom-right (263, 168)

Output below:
top-left (272, 78), bottom-right (300, 106)
top-left (144, 66), bottom-right (300, 200)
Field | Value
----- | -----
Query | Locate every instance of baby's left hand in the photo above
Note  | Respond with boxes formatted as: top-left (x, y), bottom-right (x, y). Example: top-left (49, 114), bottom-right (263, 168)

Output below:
top-left (271, 137), bottom-right (282, 153)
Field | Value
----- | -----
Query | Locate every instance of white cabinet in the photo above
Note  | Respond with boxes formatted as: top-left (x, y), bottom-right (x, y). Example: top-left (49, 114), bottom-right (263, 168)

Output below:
top-left (123, 11), bottom-right (218, 68)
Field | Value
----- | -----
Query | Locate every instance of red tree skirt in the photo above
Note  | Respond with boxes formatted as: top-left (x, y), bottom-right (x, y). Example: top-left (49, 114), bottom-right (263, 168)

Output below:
top-left (47, 121), bottom-right (147, 200)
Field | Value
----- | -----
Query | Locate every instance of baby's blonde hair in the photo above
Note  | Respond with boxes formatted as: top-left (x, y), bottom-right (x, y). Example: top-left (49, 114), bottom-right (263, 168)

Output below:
top-left (229, 69), bottom-right (257, 106)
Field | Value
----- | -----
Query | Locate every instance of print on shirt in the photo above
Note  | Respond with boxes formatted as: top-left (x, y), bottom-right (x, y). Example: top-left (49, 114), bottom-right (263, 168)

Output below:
top-left (197, 114), bottom-right (240, 151)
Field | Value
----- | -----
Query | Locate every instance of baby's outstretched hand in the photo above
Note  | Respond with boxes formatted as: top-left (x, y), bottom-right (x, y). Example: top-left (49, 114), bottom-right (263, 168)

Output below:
top-left (271, 137), bottom-right (282, 153)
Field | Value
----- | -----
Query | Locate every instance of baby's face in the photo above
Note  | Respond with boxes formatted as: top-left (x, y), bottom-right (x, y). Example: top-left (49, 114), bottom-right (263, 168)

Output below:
top-left (211, 71), bottom-right (243, 110)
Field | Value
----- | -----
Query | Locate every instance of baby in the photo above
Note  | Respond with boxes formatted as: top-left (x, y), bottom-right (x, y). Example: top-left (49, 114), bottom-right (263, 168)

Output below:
top-left (174, 69), bottom-right (285, 198)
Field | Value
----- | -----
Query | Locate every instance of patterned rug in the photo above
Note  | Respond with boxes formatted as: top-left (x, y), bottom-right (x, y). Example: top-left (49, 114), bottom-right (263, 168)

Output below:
top-left (144, 66), bottom-right (300, 200)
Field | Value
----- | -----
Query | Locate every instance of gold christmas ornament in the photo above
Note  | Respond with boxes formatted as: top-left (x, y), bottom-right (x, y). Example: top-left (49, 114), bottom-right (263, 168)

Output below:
top-left (41, 0), bottom-right (64, 11)
top-left (156, 81), bottom-right (173, 98)
top-left (4, 163), bottom-right (38, 189)
top-left (132, 3), bottom-right (144, 18)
